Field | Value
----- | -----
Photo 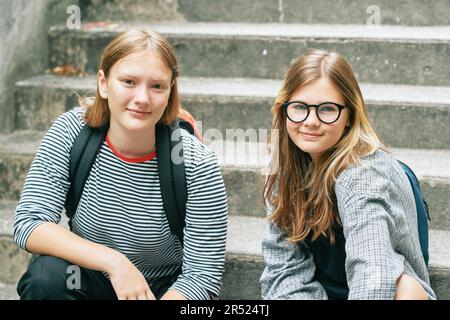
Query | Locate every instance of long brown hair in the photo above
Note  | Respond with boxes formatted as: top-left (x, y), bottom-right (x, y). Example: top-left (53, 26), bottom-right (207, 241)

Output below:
top-left (264, 49), bottom-right (385, 243)
top-left (82, 29), bottom-right (180, 127)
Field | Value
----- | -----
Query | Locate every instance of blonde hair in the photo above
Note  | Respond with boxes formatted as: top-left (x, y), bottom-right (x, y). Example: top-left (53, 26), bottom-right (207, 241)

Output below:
top-left (264, 49), bottom-right (386, 243)
top-left (82, 29), bottom-right (180, 127)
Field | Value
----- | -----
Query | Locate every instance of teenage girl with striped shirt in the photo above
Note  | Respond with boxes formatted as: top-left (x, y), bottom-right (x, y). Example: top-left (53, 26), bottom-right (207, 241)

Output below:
top-left (14, 29), bottom-right (228, 300)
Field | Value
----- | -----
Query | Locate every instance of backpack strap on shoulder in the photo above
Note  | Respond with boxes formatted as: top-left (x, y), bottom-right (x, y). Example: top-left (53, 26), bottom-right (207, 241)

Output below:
top-left (65, 122), bottom-right (108, 227)
top-left (397, 160), bottom-right (430, 267)
top-left (156, 122), bottom-right (187, 247)
top-left (178, 120), bottom-right (194, 136)
top-left (171, 124), bottom-right (188, 222)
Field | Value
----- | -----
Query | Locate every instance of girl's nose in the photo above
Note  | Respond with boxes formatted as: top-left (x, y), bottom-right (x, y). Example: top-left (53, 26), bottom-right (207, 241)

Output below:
top-left (134, 85), bottom-right (150, 105)
top-left (303, 108), bottom-right (321, 127)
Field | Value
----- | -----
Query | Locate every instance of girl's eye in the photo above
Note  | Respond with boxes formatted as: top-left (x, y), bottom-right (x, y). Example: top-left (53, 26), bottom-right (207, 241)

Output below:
top-left (123, 79), bottom-right (135, 85)
top-left (294, 104), bottom-right (308, 110)
top-left (152, 83), bottom-right (163, 90)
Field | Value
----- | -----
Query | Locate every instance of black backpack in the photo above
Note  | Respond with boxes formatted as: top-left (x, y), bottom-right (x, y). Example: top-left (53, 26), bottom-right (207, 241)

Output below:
top-left (64, 119), bottom-right (196, 247)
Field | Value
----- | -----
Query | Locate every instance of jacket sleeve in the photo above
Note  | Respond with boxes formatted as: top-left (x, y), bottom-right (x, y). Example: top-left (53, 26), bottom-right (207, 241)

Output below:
top-left (260, 206), bottom-right (327, 300)
top-left (335, 163), bottom-right (407, 299)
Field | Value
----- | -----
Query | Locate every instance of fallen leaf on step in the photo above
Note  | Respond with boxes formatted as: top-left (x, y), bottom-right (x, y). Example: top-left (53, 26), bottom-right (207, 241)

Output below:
top-left (46, 64), bottom-right (85, 76)
top-left (82, 21), bottom-right (115, 30)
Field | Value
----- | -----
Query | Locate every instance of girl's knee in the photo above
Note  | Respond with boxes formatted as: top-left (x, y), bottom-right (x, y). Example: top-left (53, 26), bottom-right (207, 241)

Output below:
top-left (17, 255), bottom-right (73, 299)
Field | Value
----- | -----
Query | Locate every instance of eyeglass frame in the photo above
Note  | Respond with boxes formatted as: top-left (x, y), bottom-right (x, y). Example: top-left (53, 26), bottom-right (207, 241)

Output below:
top-left (282, 101), bottom-right (347, 124)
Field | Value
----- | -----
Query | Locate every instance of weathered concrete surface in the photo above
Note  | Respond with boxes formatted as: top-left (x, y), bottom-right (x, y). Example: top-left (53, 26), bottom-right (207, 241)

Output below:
top-left (178, 0), bottom-right (450, 26)
top-left (0, 0), bottom-right (77, 133)
top-left (15, 75), bottom-right (450, 149)
top-left (48, 23), bottom-right (450, 86)
top-left (80, 0), bottom-right (185, 23)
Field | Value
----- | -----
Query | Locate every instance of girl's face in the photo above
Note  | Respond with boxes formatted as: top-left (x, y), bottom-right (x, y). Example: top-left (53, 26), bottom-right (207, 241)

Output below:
top-left (98, 48), bottom-right (172, 133)
top-left (286, 77), bottom-right (350, 162)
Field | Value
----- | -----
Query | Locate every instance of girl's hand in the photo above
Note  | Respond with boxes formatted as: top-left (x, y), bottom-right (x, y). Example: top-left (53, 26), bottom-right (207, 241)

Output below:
top-left (395, 273), bottom-right (428, 300)
top-left (106, 252), bottom-right (156, 300)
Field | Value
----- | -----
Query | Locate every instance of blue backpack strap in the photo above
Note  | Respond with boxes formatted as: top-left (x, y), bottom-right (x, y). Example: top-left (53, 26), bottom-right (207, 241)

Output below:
top-left (65, 122), bottom-right (108, 229)
top-left (156, 122), bottom-right (187, 247)
top-left (397, 160), bottom-right (430, 267)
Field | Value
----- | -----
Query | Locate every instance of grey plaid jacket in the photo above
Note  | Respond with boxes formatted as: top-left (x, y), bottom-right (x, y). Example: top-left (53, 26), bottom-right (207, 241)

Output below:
top-left (260, 149), bottom-right (436, 300)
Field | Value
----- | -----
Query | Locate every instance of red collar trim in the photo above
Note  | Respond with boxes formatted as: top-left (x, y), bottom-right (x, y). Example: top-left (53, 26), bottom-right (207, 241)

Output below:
top-left (105, 136), bottom-right (157, 163)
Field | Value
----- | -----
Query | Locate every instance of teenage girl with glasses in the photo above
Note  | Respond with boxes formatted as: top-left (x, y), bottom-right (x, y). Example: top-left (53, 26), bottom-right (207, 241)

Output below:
top-left (260, 49), bottom-right (435, 300)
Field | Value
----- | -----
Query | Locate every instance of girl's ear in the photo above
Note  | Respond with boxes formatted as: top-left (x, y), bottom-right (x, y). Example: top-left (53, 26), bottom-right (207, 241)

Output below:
top-left (346, 109), bottom-right (352, 127)
top-left (98, 70), bottom-right (108, 99)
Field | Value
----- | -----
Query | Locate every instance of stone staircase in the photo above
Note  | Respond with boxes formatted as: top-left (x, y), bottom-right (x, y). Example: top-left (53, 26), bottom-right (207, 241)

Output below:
top-left (1, 0), bottom-right (449, 299)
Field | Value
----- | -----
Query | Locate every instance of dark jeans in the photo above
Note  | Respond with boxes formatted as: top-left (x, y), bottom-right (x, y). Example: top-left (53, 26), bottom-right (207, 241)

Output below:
top-left (17, 255), bottom-right (179, 300)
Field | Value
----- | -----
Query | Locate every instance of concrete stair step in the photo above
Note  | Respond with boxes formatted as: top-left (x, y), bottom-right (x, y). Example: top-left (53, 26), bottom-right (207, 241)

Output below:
top-left (0, 282), bottom-right (19, 300)
top-left (218, 144), bottom-right (450, 229)
top-left (15, 75), bottom-right (450, 149)
top-left (79, 0), bottom-right (184, 23)
top-left (224, 215), bottom-right (450, 300)
top-left (0, 200), bottom-right (33, 285)
top-left (78, 0), bottom-right (450, 26)
top-left (1, 132), bottom-right (450, 229)
top-left (48, 22), bottom-right (450, 86)
top-left (177, 0), bottom-right (450, 26)
top-left (1, 203), bottom-right (449, 300)
top-left (227, 216), bottom-right (450, 268)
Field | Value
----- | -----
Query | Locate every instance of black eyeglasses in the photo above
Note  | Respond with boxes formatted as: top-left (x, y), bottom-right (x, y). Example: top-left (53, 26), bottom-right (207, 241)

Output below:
top-left (282, 101), bottom-right (346, 124)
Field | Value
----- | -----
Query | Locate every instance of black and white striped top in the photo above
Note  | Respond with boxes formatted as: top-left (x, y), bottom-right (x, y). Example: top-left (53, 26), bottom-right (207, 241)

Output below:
top-left (14, 107), bottom-right (228, 300)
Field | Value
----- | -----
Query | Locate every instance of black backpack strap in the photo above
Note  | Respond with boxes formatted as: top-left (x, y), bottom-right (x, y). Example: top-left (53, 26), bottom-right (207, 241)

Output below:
top-left (178, 119), bottom-right (194, 136)
top-left (65, 123), bottom-right (108, 228)
top-left (171, 125), bottom-right (188, 222)
top-left (156, 123), bottom-right (187, 246)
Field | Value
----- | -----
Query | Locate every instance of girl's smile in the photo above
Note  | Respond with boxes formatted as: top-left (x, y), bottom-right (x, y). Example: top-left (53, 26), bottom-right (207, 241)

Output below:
top-left (126, 108), bottom-right (152, 119)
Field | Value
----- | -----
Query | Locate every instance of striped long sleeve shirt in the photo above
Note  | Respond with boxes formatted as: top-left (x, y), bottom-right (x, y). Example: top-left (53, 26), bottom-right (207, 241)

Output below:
top-left (13, 107), bottom-right (228, 300)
